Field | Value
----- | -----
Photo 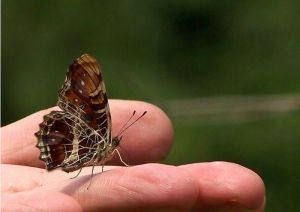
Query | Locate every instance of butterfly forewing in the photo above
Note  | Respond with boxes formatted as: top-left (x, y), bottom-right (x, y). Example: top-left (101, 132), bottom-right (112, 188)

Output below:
top-left (36, 54), bottom-right (112, 172)
top-left (58, 54), bottom-right (111, 140)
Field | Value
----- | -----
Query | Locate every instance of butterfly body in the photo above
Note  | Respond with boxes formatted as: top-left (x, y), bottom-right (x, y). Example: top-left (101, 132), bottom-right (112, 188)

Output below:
top-left (35, 54), bottom-right (119, 172)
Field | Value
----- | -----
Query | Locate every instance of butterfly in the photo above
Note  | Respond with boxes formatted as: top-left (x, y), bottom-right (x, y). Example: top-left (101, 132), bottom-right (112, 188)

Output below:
top-left (35, 54), bottom-right (146, 177)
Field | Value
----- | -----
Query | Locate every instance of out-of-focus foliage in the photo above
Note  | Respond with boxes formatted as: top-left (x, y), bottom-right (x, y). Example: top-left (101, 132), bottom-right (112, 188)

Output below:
top-left (2, 1), bottom-right (300, 211)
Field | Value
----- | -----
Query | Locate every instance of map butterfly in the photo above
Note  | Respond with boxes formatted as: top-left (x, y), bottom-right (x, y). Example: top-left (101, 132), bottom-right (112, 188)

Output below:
top-left (35, 54), bottom-right (146, 176)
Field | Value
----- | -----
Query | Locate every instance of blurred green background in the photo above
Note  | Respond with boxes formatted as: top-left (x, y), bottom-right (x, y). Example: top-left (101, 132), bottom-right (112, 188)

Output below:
top-left (2, 1), bottom-right (300, 211)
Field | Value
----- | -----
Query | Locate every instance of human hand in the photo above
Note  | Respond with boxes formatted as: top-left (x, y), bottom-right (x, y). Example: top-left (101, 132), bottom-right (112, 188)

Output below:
top-left (1, 100), bottom-right (265, 211)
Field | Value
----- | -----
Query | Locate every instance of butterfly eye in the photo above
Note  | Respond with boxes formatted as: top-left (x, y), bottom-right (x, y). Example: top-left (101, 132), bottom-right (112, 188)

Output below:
top-left (112, 137), bottom-right (120, 147)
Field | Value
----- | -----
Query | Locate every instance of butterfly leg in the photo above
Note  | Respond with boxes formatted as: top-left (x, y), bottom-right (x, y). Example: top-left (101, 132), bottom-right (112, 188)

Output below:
top-left (87, 161), bottom-right (97, 189)
top-left (70, 167), bottom-right (83, 179)
top-left (114, 149), bottom-right (129, 167)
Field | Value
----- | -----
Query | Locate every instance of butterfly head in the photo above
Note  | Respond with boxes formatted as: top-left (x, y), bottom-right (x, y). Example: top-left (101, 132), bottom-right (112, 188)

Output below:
top-left (112, 136), bottom-right (122, 148)
top-left (110, 111), bottom-right (147, 149)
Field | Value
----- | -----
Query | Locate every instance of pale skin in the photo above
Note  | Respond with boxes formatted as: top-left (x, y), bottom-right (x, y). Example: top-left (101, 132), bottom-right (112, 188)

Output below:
top-left (1, 100), bottom-right (265, 211)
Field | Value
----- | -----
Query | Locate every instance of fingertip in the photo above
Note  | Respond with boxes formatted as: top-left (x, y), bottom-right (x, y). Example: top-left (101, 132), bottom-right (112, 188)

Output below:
top-left (138, 101), bottom-right (174, 161)
top-left (180, 162), bottom-right (266, 211)
top-left (216, 162), bottom-right (265, 210)
top-left (110, 100), bottom-right (174, 163)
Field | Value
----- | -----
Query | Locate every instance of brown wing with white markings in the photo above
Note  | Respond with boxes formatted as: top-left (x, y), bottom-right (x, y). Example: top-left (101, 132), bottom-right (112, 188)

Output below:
top-left (36, 54), bottom-right (111, 172)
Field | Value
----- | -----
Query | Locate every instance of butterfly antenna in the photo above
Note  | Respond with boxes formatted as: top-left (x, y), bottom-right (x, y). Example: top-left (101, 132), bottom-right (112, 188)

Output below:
top-left (117, 110), bottom-right (136, 135)
top-left (118, 111), bottom-right (147, 136)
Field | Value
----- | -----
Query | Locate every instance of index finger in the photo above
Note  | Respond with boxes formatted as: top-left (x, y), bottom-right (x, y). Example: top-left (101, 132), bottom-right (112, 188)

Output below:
top-left (1, 100), bottom-right (173, 168)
